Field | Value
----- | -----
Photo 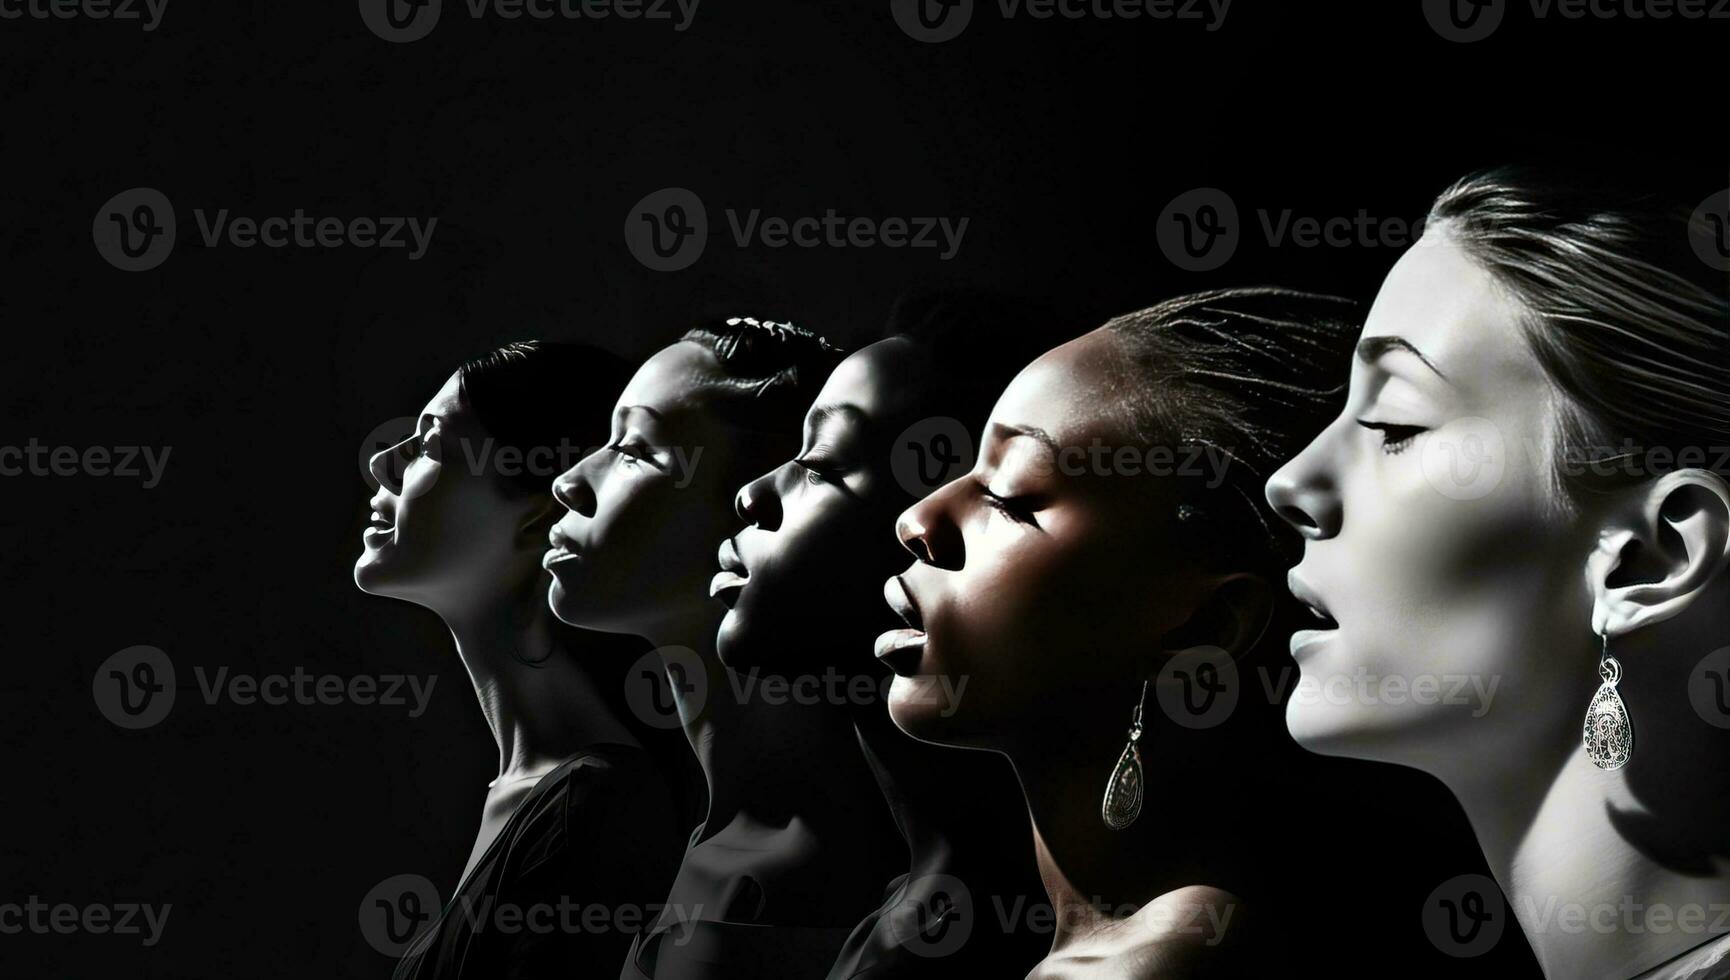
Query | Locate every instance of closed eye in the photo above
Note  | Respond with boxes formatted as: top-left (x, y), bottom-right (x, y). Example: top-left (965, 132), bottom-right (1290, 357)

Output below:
top-left (1356, 420), bottom-right (1427, 454)
top-left (981, 487), bottom-right (1039, 527)
top-left (607, 442), bottom-right (657, 467)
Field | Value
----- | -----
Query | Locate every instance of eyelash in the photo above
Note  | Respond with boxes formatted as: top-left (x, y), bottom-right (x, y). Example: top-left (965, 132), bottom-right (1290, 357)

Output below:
top-left (1356, 420), bottom-right (1427, 455)
top-left (607, 443), bottom-right (653, 467)
top-left (793, 457), bottom-right (832, 486)
top-left (982, 487), bottom-right (1037, 526)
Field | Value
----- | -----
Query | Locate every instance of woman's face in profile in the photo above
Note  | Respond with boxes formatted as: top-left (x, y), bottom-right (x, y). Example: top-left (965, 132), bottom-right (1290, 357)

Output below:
top-left (354, 372), bottom-right (544, 605)
top-left (881, 330), bottom-right (1203, 747)
top-left (1266, 229), bottom-right (1598, 771)
top-left (546, 341), bottom-right (767, 637)
top-left (712, 337), bottom-right (928, 675)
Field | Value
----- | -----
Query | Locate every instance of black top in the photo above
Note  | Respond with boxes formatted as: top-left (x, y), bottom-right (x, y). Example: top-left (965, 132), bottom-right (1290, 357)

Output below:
top-left (394, 744), bottom-right (691, 980)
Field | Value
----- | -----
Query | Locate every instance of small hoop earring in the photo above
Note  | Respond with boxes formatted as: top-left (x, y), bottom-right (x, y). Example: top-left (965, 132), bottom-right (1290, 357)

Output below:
top-left (1101, 680), bottom-right (1149, 830)
top-left (1583, 633), bottom-right (1634, 770)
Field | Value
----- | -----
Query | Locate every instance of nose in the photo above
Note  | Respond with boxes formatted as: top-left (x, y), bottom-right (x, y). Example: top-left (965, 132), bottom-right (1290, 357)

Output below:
top-left (552, 454), bottom-right (599, 519)
top-left (895, 480), bottom-right (965, 570)
top-left (368, 435), bottom-right (413, 495)
top-left (1265, 428), bottom-right (1342, 541)
top-left (734, 465), bottom-right (787, 532)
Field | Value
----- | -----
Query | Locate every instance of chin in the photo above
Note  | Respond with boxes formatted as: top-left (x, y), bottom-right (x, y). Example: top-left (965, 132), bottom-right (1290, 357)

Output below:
top-left (886, 674), bottom-right (974, 746)
top-left (711, 607), bottom-right (758, 671)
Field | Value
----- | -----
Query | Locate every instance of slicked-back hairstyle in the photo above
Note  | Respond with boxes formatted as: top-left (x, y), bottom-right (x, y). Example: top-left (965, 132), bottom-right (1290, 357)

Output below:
top-left (679, 315), bottom-right (846, 437)
top-left (1428, 166), bottom-right (1730, 506)
top-left (1102, 287), bottom-right (1360, 574)
top-left (882, 285), bottom-right (1079, 443)
top-left (457, 340), bottom-right (633, 494)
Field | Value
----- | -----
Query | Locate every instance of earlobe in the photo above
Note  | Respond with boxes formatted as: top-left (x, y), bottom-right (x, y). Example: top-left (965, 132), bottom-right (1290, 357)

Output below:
top-left (1588, 470), bottom-right (1730, 638)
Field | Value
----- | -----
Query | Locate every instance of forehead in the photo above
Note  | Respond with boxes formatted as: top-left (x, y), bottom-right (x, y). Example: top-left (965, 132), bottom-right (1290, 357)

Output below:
top-left (615, 341), bottom-right (727, 418)
top-left (422, 371), bottom-right (468, 423)
top-left (809, 336), bottom-right (930, 423)
top-left (989, 329), bottom-right (1123, 446)
top-left (1364, 229), bottom-right (1546, 394)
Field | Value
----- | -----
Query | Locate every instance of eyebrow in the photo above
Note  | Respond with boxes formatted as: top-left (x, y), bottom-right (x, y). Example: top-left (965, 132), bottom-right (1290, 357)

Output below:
top-left (614, 404), bottom-right (665, 423)
top-left (988, 422), bottom-right (1059, 455)
top-left (1356, 335), bottom-right (1448, 381)
top-left (807, 403), bottom-right (869, 432)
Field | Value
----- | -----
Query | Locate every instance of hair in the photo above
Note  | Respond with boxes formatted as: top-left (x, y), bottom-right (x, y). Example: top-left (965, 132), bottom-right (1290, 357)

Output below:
top-left (1101, 287), bottom-right (1361, 575)
top-left (679, 315), bottom-right (846, 437)
top-left (1427, 166), bottom-right (1730, 507)
top-left (881, 284), bottom-right (1080, 442)
top-left (452, 340), bottom-right (702, 824)
top-left (457, 340), bottom-right (634, 494)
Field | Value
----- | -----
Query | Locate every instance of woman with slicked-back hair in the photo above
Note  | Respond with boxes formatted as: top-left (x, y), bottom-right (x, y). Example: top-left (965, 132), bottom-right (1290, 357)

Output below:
top-left (1268, 167), bottom-right (1730, 980)
top-left (878, 289), bottom-right (1362, 978)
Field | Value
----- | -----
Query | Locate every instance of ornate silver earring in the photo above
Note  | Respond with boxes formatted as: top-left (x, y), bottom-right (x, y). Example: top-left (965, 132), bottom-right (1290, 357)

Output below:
top-left (1583, 633), bottom-right (1633, 770)
top-left (1101, 680), bottom-right (1149, 830)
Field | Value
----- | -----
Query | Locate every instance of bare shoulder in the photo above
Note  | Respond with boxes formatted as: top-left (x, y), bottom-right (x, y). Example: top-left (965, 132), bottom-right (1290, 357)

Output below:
top-left (1118, 885), bottom-right (1244, 978)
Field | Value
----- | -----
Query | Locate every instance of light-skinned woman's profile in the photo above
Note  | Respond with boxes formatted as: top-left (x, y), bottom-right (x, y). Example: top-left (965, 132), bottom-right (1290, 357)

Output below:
top-left (354, 340), bottom-right (697, 979)
top-left (1265, 168), bottom-right (1730, 980)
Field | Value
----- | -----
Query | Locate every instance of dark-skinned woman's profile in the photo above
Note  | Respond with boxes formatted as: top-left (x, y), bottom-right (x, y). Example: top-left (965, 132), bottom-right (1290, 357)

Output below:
top-left (354, 341), bottom-right (699, 979)
top-left (712, 288), bottom-right (1072, 979)
top-left (542, 317), bottom-right (908, 980)
top-left (1266, 168), bottom-right (1730, 980)
top-left (878, 289), bottom-right (1361, 979)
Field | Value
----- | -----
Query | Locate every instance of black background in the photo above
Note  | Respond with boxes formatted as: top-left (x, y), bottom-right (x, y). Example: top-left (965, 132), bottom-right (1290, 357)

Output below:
top-left (2, 0), bottom-right (1724, 976)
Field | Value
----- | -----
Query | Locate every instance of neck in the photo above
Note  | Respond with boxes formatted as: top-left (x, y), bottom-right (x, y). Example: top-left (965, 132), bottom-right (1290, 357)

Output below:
top-left (1008, 717), bottom-right (1246, 955)
top-left (1442, 632), bottom-right (1730, 980)
top-left (648, 611), bottom-right (898, 845)
top-left (441, 584), bottom-right (637, 785)
top-left (854, 705), bottom-right (1027, 882)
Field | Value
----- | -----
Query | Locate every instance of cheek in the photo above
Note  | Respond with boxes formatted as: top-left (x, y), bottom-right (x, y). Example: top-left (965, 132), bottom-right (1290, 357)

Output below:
top-left (1302, 462), bottom-right (1592, 752)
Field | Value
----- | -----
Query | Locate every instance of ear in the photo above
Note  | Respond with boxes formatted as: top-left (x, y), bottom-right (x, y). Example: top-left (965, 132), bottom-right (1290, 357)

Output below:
top-left (1587, 470), bottom-right (1730, 638)
top-left (1158, 572), bottom-right (1275, 662)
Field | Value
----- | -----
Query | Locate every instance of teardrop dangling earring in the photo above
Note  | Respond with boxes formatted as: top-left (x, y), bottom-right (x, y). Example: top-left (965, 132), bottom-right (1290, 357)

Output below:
top-left (1582, 632), bottom-right (1634, 770)
top-left (1101, 680), bottom-right (1149, 830)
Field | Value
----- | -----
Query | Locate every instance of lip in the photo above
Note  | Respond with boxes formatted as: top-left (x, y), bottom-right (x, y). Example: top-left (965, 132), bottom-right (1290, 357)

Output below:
top-left (362, 524), bottom-right (394, 546)
top-left (1285, 571), bottom-right (1338, 660)
top-left (875, 575), bottom-right (927, 675)
top-left (1286, 571), bottom-right (1338, 627)
top-left (709, 538), bottom-right (749, 607)
top-left (544, 525), bottom-right (583, 569)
